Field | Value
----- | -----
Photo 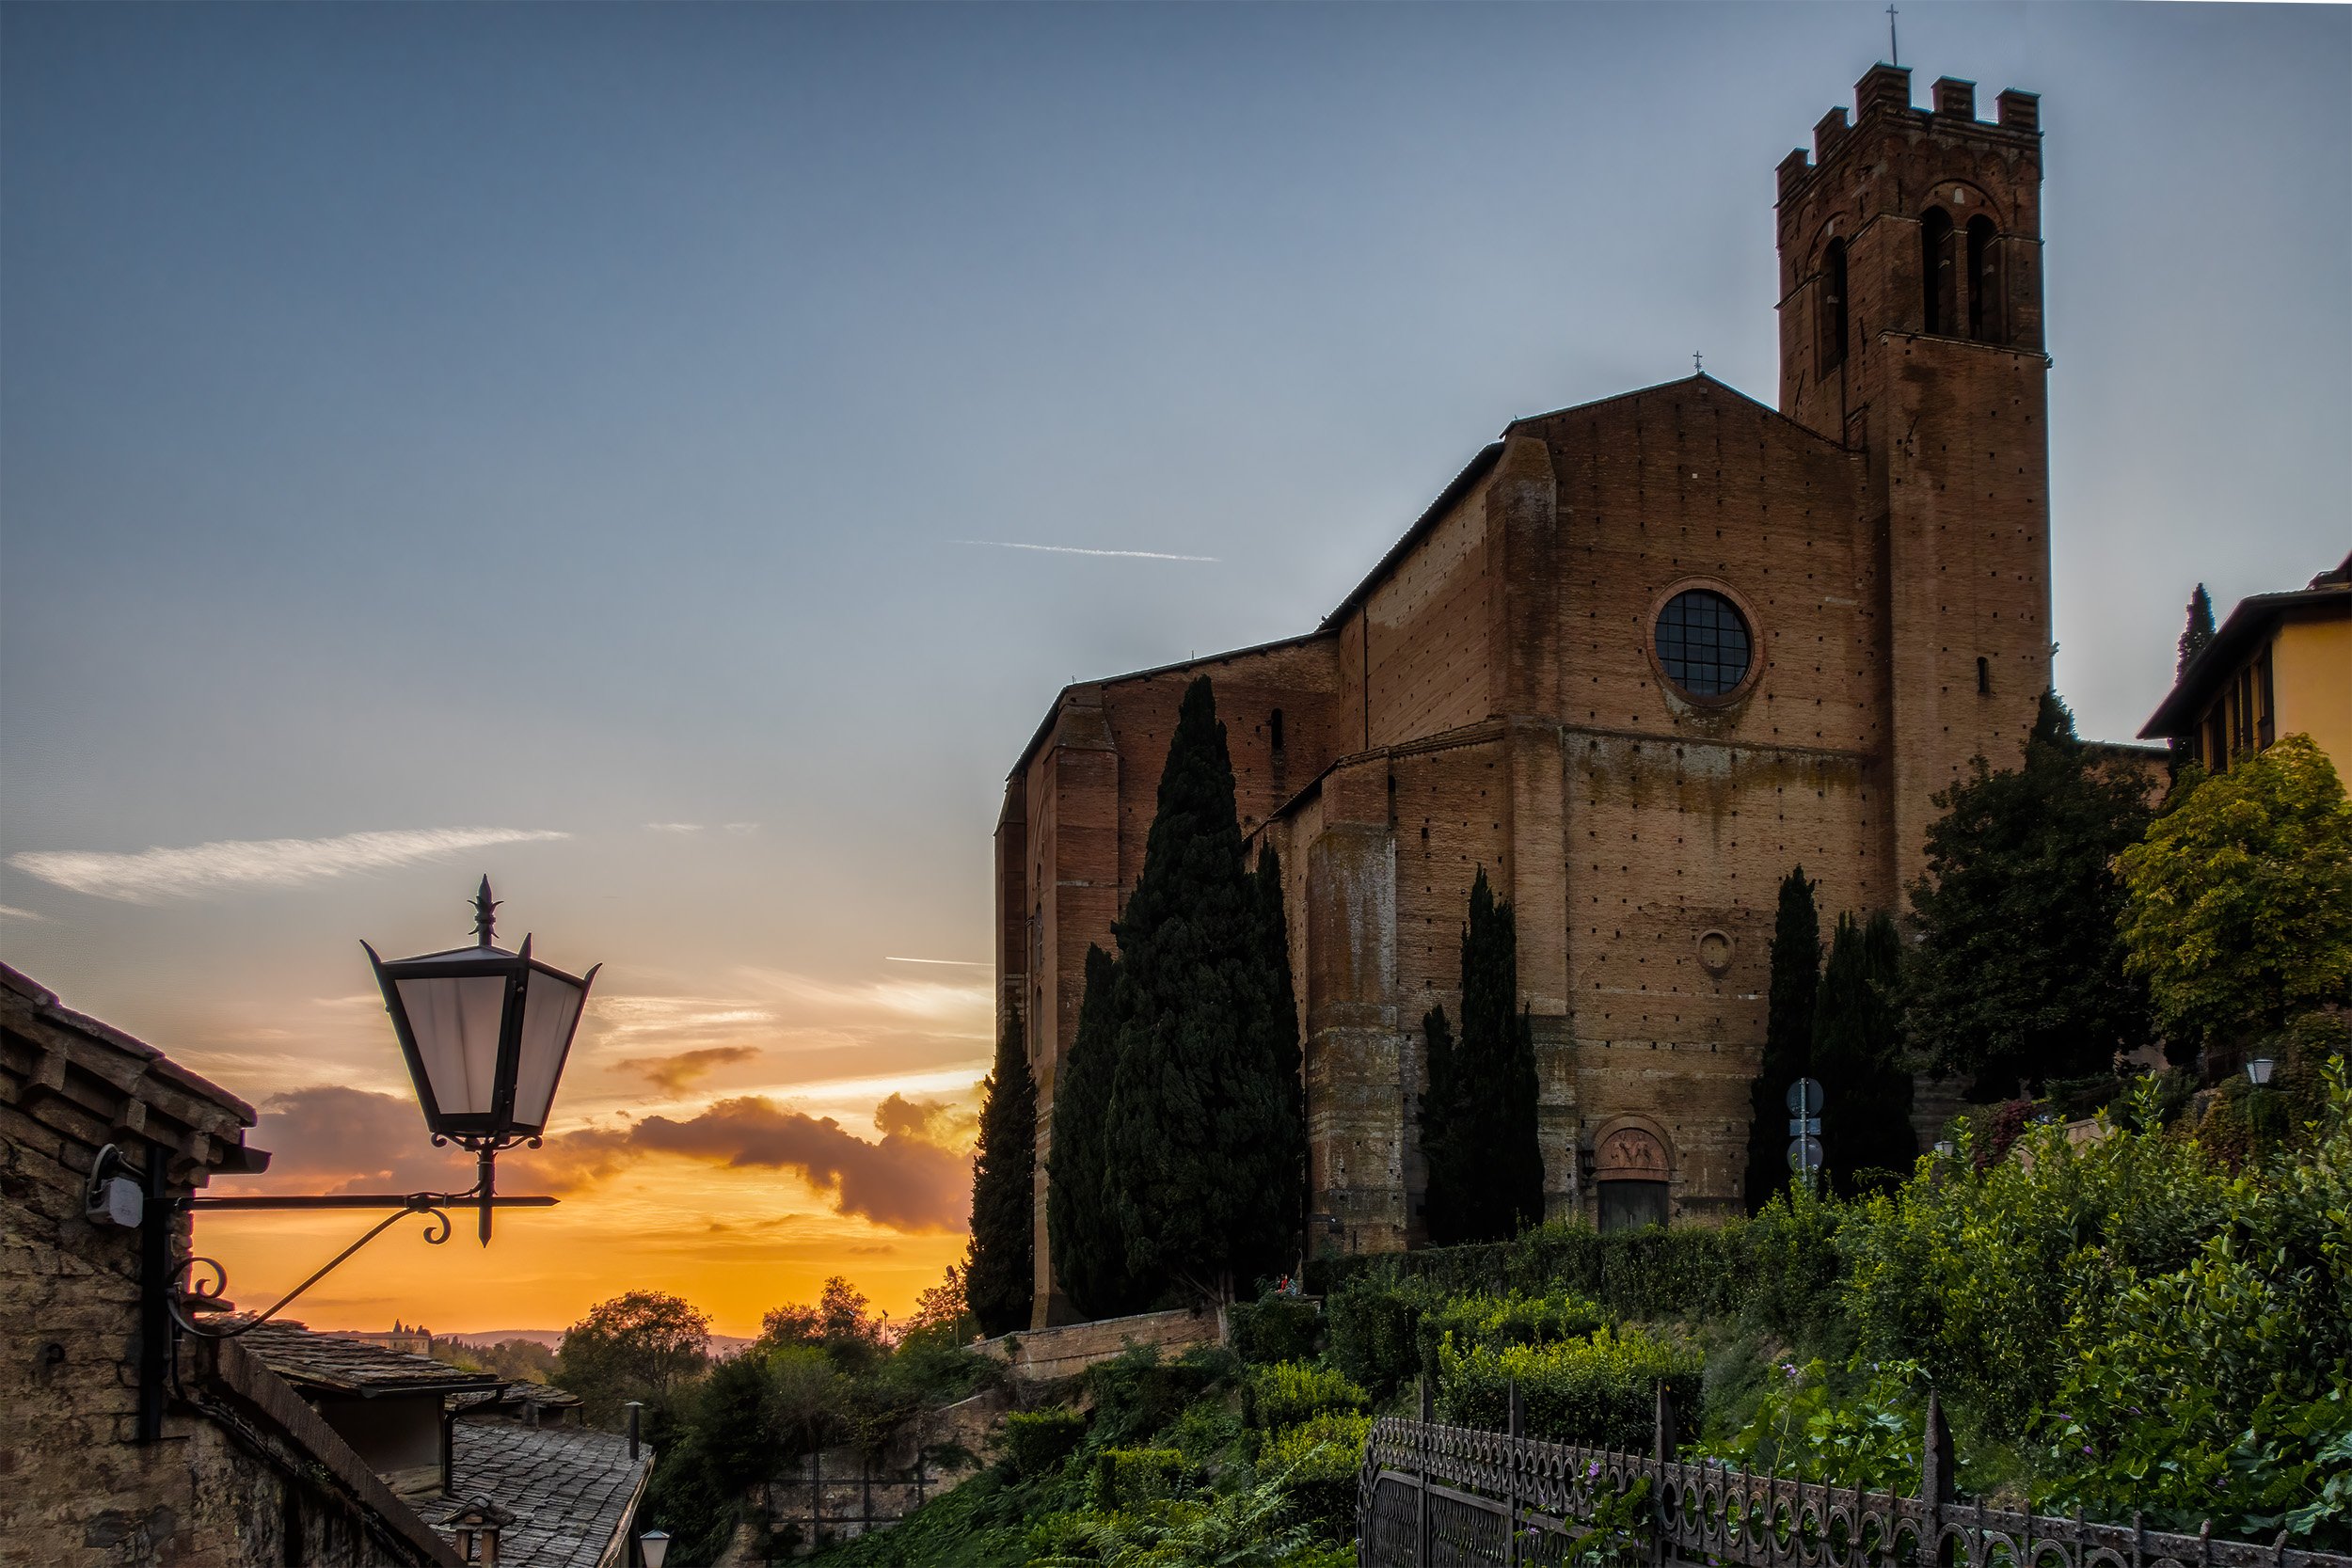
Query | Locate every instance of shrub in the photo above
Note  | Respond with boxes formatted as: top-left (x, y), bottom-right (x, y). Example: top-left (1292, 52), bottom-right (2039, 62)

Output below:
top-left (1840, 1083), bottom-right (2233, 1419)
top-left (999, 1408), bottom-right (1087, 1478)
top-left (1740, 1183), bottom-right (1846, 1338)
top-left (1698, 1356), bottom-right (1925, 1489)
top-left (1229, 1293), bottom-right (1321, 1366)
top-left (1416, 1289), bottom-right (1606, 1361)
top-left (1323, 1282), bottom-right (1423, 1398)
top-left (1085, 1448), bottom-right (1197, 1512)
top-left (1436, 1327), bottom-right (1698, 1451)
top-left (1084, 1345), bottom-right (1235, 1449)
top-left (1245, 1361), bottom-right (1369, 1432)
top-left (1261, 1410), bottom-right (1373, 1541)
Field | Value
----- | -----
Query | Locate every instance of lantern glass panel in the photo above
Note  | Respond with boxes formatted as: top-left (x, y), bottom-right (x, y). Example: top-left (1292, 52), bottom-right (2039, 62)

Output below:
top-left (397, 974), bottom-right (510, 1117)
top-left (512, 968), bottom-right (587, 1131)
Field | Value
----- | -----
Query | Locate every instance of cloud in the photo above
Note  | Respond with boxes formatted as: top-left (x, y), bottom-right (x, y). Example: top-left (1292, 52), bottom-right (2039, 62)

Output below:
top-left (875, 1093), bottom-right (977, 1153)
top-left (7, 827), bottom-right (568, 904)
top-left (241, 1085), bottom-right (477, 1196)
top-left (234, 1085), bottom-right (972, 1232)
top-left (645, 822), bottom-right (704, 834)
top-left (951, 539), bottom-right (1218, 563)
top-left (721, 822), bottom-right (760, 835)
top-left (618, 1045), bottom-right (762, 1094)
top-left (0, 904), bottom-right (47, 921)
top-left (883, 956), bottom-right (990, 968)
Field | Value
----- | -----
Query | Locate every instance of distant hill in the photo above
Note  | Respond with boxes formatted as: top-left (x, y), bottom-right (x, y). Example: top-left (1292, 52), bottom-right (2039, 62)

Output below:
top-left (434, 1329), bottom-right (756, 1354)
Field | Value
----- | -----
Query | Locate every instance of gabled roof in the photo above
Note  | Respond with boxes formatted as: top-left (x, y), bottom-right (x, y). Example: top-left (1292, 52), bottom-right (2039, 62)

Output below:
top-left (244, 1323), bottom-right (502, 1399)
top-left (444, 1419), bottom-right (650, 1568)
top-left (2138, 561), bottom-right (2352, 738)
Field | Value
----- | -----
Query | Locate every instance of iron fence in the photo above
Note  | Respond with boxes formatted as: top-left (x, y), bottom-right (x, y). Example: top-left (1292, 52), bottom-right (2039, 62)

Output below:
top-left (1357, 1384), bottom-right (2352, 1568)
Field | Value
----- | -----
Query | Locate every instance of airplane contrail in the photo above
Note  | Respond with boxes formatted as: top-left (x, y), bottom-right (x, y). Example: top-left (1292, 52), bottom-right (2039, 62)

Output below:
top-left (951, 539), bottom-right (1218, 562)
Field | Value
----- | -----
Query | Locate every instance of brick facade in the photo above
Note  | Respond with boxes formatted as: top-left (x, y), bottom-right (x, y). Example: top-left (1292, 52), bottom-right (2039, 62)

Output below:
top-left (997, 65), bottom-right (2053, 1324)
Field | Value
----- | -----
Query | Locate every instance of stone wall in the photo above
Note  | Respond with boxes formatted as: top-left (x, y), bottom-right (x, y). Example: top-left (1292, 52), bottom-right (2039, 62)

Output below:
top-left (973, 1304), bottom-right (1223, 1385)
top-left (0, 967), bottom-right (454, 1568)
top-left (759, 1387), bottom-right (1009, 1558)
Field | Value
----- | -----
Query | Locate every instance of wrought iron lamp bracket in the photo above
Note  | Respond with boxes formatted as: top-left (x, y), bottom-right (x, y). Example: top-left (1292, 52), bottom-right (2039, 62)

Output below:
top-left (170, 1196), bottom-right (456, 1339)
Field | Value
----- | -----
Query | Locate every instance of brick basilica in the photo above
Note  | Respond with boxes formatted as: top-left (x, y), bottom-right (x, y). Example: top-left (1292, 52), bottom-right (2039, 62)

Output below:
top-left (995, 64), bottom-right (2052, 1324)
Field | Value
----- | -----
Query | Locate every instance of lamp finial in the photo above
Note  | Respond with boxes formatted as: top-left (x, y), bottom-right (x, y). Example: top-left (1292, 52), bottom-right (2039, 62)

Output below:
top-left (472, 877), bottom-right (500, 947)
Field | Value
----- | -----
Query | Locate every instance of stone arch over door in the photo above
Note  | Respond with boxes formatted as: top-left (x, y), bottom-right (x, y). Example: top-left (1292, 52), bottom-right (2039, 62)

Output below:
top-left (1591, 1116), bottom-right (1675, 1233)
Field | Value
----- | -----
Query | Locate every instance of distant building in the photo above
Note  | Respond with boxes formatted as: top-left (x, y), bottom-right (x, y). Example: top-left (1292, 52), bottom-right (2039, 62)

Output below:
top-left (338, 1320), bottom-right (436, 1357)
top-left (2138, 554), bottom-right (2352, 776)
top-left (0, 964), bottom-right (649, 1567)
top-left (998, 62), bottom-right (2061, 1321)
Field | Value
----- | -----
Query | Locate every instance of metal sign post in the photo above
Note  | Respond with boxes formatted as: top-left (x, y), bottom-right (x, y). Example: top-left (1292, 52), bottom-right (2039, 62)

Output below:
top-left (1786, 1078), bottom-right (1825, 1190)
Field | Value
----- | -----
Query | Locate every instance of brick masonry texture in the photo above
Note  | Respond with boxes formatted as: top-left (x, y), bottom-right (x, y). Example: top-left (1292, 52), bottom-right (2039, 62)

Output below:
top-left (997, 64), bottom-right (2053, 1324)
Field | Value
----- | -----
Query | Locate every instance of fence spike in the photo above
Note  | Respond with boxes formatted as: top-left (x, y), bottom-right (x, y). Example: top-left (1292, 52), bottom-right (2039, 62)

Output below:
top-left (1921, 1387), bottom-right (1956, 1505)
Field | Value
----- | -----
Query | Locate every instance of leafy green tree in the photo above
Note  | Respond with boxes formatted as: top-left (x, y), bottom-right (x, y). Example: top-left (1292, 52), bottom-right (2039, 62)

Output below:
top-left (1047, 943), bottom-right (1136, 1318)
top-left (2177, 584), bottom-right (2217, 674)
top-left (1103, 675), bottom-right (1310, 1300)
top-left (554, 1290), bottom-right (710, 1425)
top-left (1744, 866), bottom-right (1821, 1211)
top-left (2118, 734), bottom-right (2352, 1054)
top-left (1902, 691), bottom-right (2155, 1099)
top-left (1812, 911), bottom-right (1915, 1191)
top-left (964, 1006), bottom-right (1037, 1336)
top-left (758, 1275), bottom-right (885, 1370)
top-left (1417, 866), bottom-right (1544, 1244)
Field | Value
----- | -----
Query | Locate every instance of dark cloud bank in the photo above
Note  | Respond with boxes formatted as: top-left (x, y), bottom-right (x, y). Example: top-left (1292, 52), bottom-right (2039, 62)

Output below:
top-left (245, 1085), bottom-right (971, 1232)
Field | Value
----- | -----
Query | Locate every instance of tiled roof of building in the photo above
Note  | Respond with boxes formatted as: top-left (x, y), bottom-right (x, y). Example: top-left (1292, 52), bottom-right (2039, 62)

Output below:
top-left (243, 1323), bottom-right (502, 1398)
top-left (445, 1418), bottom-right (651, 1568)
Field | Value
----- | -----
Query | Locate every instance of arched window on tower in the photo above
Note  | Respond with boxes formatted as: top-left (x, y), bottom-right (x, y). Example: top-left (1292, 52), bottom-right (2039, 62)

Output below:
top-left (1818, 239), bottom-right (1849, 373)
top-left (1921, 207), bottom-right (1956, 335)
top-left (1966, 216), bottom-right (1999, 341)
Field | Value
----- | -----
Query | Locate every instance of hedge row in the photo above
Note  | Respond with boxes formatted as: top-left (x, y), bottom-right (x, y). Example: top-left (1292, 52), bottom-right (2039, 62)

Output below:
top-left (1315, 1198), bottom-right (1844, 1397)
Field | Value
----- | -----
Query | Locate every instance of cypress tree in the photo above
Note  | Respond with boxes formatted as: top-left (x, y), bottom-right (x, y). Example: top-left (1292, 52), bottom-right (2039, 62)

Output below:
top-left (2178, 584), bottom-right (2217, 675)
top-left (1743, 866), bottom-right (1820, 1212)
top-left (1415, 1003), bottom-right (1468, 1243)
top-left (1251, 841), bottom-right (1308, 1272)
top-left (1045, 945), bottom-right (1133, 1318)
top-left (1901, 691), bottom-right (2154, 1099)
top-left (1102, 676), bottom-right (1306, 1301)
top-left (1418, 867), bottom-right (1544, 1244)
top-left (964, 1007), bottom-right (1037, 1337)
top-left (1812, 911), bottom-right (1915, 1193)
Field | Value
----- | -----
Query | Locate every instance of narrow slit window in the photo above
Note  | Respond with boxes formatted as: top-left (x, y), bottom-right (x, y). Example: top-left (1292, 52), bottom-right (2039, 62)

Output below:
top-left (1269, 708), bottom-right (1285, 751)
top-left (1966, 216), bottom-right (1998, 341)
top-left (1921, 207), bottom-right (1955, 335)
top-left (1819, 239), bottom-right (1849, 372)
top-left (1976, 656), bottom-right (1990, 694)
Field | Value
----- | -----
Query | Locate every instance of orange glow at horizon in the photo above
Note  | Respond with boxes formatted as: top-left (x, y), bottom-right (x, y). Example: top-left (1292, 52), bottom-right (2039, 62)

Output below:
top-left (198, 1144), bottom-right (977, 1340)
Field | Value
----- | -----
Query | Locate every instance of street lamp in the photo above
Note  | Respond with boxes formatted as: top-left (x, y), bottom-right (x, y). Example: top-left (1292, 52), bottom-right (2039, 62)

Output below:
top-left (639, 1531), bottom-right (671, 1568)
top-left (2246, 1056), bottom-right (2276, 1088)
top-left (145, 878), bottom-right (591, 1348)
top-left (367, 877), bottom-right (600, 1243)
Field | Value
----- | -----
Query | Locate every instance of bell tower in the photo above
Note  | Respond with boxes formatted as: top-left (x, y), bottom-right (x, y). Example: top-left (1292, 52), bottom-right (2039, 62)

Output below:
top-left (1773, 65), bottom-right (2053, 894)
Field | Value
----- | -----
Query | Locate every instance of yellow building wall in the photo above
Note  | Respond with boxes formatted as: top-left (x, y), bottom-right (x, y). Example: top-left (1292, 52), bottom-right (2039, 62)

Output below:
top-left (2274, 618), bottom-right (2352, 775)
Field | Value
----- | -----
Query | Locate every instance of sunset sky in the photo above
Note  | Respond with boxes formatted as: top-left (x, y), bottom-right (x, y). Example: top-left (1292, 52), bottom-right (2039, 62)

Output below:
top-left (3, 4), bottom-right (2345, 1338)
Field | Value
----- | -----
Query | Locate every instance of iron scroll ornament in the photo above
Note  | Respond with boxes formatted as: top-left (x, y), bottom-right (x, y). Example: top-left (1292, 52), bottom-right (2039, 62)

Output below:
top-left (169, 1197), bottom-right (456, 1338)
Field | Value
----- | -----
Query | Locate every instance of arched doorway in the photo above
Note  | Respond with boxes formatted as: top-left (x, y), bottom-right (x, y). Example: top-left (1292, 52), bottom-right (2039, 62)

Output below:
top-left (1593, 1121), bottom-right (1672, 1233)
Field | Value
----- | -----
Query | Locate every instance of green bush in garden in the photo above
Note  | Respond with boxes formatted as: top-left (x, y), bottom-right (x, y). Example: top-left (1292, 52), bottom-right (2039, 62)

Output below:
top-left (1085, 1448), bottom-right (1198, 1512)
top-left (2033, 1062), bottom-right (2352, 1544)
top-left (1228, 1293), bottom-right (1321, 1366)
top-left (1417, 1289), bottom-right (1606, 1355)
top-left (1260, 1411), bottom-right (1374, 1540)
top-left (1435, 1326), bottom-right (1698, 1451)
top-left (1839, 1081), bottom-right (2233, 1417)
top-left (1698, 1356), bottom-right (1926, 1490)
top-left (1323, 1280), bottom-right (1427, 1398)
top-left (1000, 1407), bottom-right (1089, 1479)
top-left (1245, 1360), bottom-right (1369, 1431)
